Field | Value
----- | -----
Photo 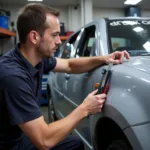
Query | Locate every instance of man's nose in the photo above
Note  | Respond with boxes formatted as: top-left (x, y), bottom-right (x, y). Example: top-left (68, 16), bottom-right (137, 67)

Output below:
top-left (57, 36), bottom-right (62, 45)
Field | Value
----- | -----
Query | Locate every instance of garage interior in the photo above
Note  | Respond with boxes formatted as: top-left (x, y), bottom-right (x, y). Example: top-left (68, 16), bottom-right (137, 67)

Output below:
top-left (0, 0), bottom-right (150, 149)
top-left (0, 0), bottom-right (149, 121)
top-left (0, 0), bottom-right (150, 55)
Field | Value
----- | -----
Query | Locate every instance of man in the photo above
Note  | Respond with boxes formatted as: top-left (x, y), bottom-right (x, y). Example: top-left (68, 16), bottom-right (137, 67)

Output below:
top-left (0, 3), bottom-right (130, 150)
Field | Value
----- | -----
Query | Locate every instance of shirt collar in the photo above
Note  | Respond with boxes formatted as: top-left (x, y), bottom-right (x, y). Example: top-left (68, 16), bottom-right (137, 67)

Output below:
top-left (14, 43), bottom-right (42, 76)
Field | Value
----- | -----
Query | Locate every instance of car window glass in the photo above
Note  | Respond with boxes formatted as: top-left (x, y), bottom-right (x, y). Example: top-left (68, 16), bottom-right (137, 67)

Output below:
top-left (111, 37), bottom-right (131, 51)
top-left (86, 37), bottom-right (96, 56)
top-left (108, 20), bottom-right (150, 56)
top-left (61, 31), bottom-right (80, 59)
top-left (61, 43), bottom-right (75, 59)
top-left (75, 25), bottom-right (96, 57)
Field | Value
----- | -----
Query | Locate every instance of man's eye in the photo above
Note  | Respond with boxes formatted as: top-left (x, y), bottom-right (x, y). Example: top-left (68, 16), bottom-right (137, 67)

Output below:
top-left (52, 34), bottom-right (57, 37)
top-left (52, 34), bottom-right (59, 39)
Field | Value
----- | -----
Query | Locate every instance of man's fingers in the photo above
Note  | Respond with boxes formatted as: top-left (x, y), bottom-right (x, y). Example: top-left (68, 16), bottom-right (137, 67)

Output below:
top-left (119, 52), bottom-right (124, 63)
top-left (120, 50), bottom-right (130, 62)
top-left (114, 51), bottom-right (130, 64)
top-left (95, 93), bottom-right (106, 99)
top-left (124, 50), bottom-right (130, 59)
top-left (111, 59), bottom-right (120, 64)
top-left (89, 89), bottom-right (98, 96)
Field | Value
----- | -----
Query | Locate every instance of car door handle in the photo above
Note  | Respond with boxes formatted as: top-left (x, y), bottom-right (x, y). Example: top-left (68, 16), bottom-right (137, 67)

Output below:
top-left (65, 73), bottom-right (70, 80)
top-left (85, 72), bottom-right (90, 78)
top-left (85, 72), bottom-right (89, 76)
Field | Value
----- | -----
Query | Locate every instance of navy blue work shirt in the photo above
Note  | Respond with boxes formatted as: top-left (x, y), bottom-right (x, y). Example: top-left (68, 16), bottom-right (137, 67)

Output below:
top-left (0, 43), bottom-right (57, 149)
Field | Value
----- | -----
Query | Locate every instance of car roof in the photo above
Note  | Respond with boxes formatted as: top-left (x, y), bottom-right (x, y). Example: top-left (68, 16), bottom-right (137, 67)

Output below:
top-left (67, 17), bottom-right (150, 41)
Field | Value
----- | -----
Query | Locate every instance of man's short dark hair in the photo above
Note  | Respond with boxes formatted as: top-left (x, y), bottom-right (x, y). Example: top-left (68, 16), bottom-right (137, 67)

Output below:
top-left (17, 3), bottom-right (60, 44)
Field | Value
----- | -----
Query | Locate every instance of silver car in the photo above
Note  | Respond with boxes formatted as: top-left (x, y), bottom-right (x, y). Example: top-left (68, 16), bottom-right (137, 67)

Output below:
top-left (47, 18), bottom-right (150, 150)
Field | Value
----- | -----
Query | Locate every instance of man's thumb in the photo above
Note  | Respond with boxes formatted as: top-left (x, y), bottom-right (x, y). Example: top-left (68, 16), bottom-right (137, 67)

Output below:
top-left (112, 59), bottom-right (120, 64)
top-left (89, 89), bottom-right (98, 96)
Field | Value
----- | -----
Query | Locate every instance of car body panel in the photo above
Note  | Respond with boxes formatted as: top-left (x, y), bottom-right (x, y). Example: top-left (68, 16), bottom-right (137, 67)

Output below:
top-left (124, 122), bottom-right (150, 150)
top-left (47, 17), bottom-right (150, 149)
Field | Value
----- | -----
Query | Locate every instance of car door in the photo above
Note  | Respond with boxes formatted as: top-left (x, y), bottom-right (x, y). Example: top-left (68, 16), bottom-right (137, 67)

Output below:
top-left (54, 31), bottom-right (84, 117)
top-left (65, 25), bottom-right (100, 148)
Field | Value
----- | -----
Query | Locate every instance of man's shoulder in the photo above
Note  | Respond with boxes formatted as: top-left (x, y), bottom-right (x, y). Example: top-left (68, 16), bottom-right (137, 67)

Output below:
top-left (0, 51), bottom-right (27, 80)
top-left (43, 57), bottom-right (57, 73)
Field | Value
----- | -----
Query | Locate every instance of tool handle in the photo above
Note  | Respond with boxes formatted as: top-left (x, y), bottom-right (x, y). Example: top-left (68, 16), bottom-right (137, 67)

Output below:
top-left (97, 70), bottom-right (111, 94)
top-left (103, 84), bottom-right (109, 94)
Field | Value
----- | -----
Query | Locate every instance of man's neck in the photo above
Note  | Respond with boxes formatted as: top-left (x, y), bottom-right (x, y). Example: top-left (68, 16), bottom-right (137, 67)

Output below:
top-left (20, 44), bottom-right (42, 67)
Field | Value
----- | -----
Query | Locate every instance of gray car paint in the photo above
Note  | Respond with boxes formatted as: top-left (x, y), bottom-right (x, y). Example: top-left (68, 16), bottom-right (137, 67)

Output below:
top-left (47, 18), bottom-right (150, 150)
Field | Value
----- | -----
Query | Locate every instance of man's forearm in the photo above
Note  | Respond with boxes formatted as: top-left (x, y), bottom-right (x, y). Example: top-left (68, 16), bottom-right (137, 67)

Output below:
top-left (44, 104), bottom-right (87, 148)
top-left (68, 56), bottom-right (106, 74)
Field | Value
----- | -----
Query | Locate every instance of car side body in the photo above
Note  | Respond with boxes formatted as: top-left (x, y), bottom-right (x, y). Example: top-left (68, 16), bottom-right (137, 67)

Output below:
top-left (47, 17), bottom-right (150, 150)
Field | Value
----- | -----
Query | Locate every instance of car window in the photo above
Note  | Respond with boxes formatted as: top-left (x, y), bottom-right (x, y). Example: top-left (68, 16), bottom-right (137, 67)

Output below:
top-left (61, 43), bottom-right (75, 59)
top-left (85, 37), bottom-right (95, 56)
top-left (111, 37), bottom-right (131, 51)
top-left (108, 20), bottom-right (150, 56)
top-left (75, 25), bottom-right (96, 57)
top-left (61, 31), bottom-right (81, 59)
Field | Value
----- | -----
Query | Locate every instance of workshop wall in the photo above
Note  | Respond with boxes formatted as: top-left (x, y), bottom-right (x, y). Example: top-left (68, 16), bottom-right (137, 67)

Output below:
top-left (1, 5), bottom-right (68, 31)
top-left (0, 5), bottom-right (69, 54)
top-left (0, 4), bottom-right (150, 54)
top-left (142, 9), bottom-right (150, 17)
top-left (93, 7), bottom-right (150, 20)
top-left (93, 8), bottom-right (124, 20)
top-left (0, 6), bottom-right (18, 54)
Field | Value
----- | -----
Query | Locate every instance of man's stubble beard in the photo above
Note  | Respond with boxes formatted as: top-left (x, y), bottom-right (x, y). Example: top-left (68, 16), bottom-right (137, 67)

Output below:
top-left (36, 42), bottom-right (54, 59)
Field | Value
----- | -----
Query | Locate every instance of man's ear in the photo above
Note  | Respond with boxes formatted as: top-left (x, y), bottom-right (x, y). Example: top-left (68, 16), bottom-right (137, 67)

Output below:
top-left (29, 31), bottom-right (39, 44)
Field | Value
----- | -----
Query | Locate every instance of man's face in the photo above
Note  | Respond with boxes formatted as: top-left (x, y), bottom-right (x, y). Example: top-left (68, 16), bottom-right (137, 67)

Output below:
top-left (36, 14), bottom-right (61, 58)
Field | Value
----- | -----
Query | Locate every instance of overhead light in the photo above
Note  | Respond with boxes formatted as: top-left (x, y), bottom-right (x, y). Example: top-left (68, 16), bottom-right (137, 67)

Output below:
top-left (27, 0), bottom-right (43, 1)
top-left (133, 27), bottom-right (144, 32)
top-left (124, 0), bottom-right (142, 5)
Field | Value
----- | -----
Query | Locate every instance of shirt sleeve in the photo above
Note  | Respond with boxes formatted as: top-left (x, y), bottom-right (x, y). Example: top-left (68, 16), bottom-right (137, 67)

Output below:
top-left (43, 57), bottom-right (57, 74)
top-left (2, 75), bottom-right (42, 125)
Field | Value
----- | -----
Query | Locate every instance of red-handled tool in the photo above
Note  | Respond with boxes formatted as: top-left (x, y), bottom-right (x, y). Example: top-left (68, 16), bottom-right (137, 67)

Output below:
top-left (103, 69), bottom-right (112, 94)
top-left (97, 63), bottom-right (113, 94)
top-left (103, 84), bottom-right (109, 94)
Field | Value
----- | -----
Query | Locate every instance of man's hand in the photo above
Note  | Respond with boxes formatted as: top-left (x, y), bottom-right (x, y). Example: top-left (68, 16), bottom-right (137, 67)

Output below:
top-left (80, 89), bottom-right (106, 116)
top-left (105, 50), bottom-right (130, 64)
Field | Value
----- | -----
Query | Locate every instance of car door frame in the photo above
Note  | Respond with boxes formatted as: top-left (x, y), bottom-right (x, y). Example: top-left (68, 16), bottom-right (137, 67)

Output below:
top-left (53, 30), bottom-right (84, 118)
top-left (64, 23), bottom-right (102, 149)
